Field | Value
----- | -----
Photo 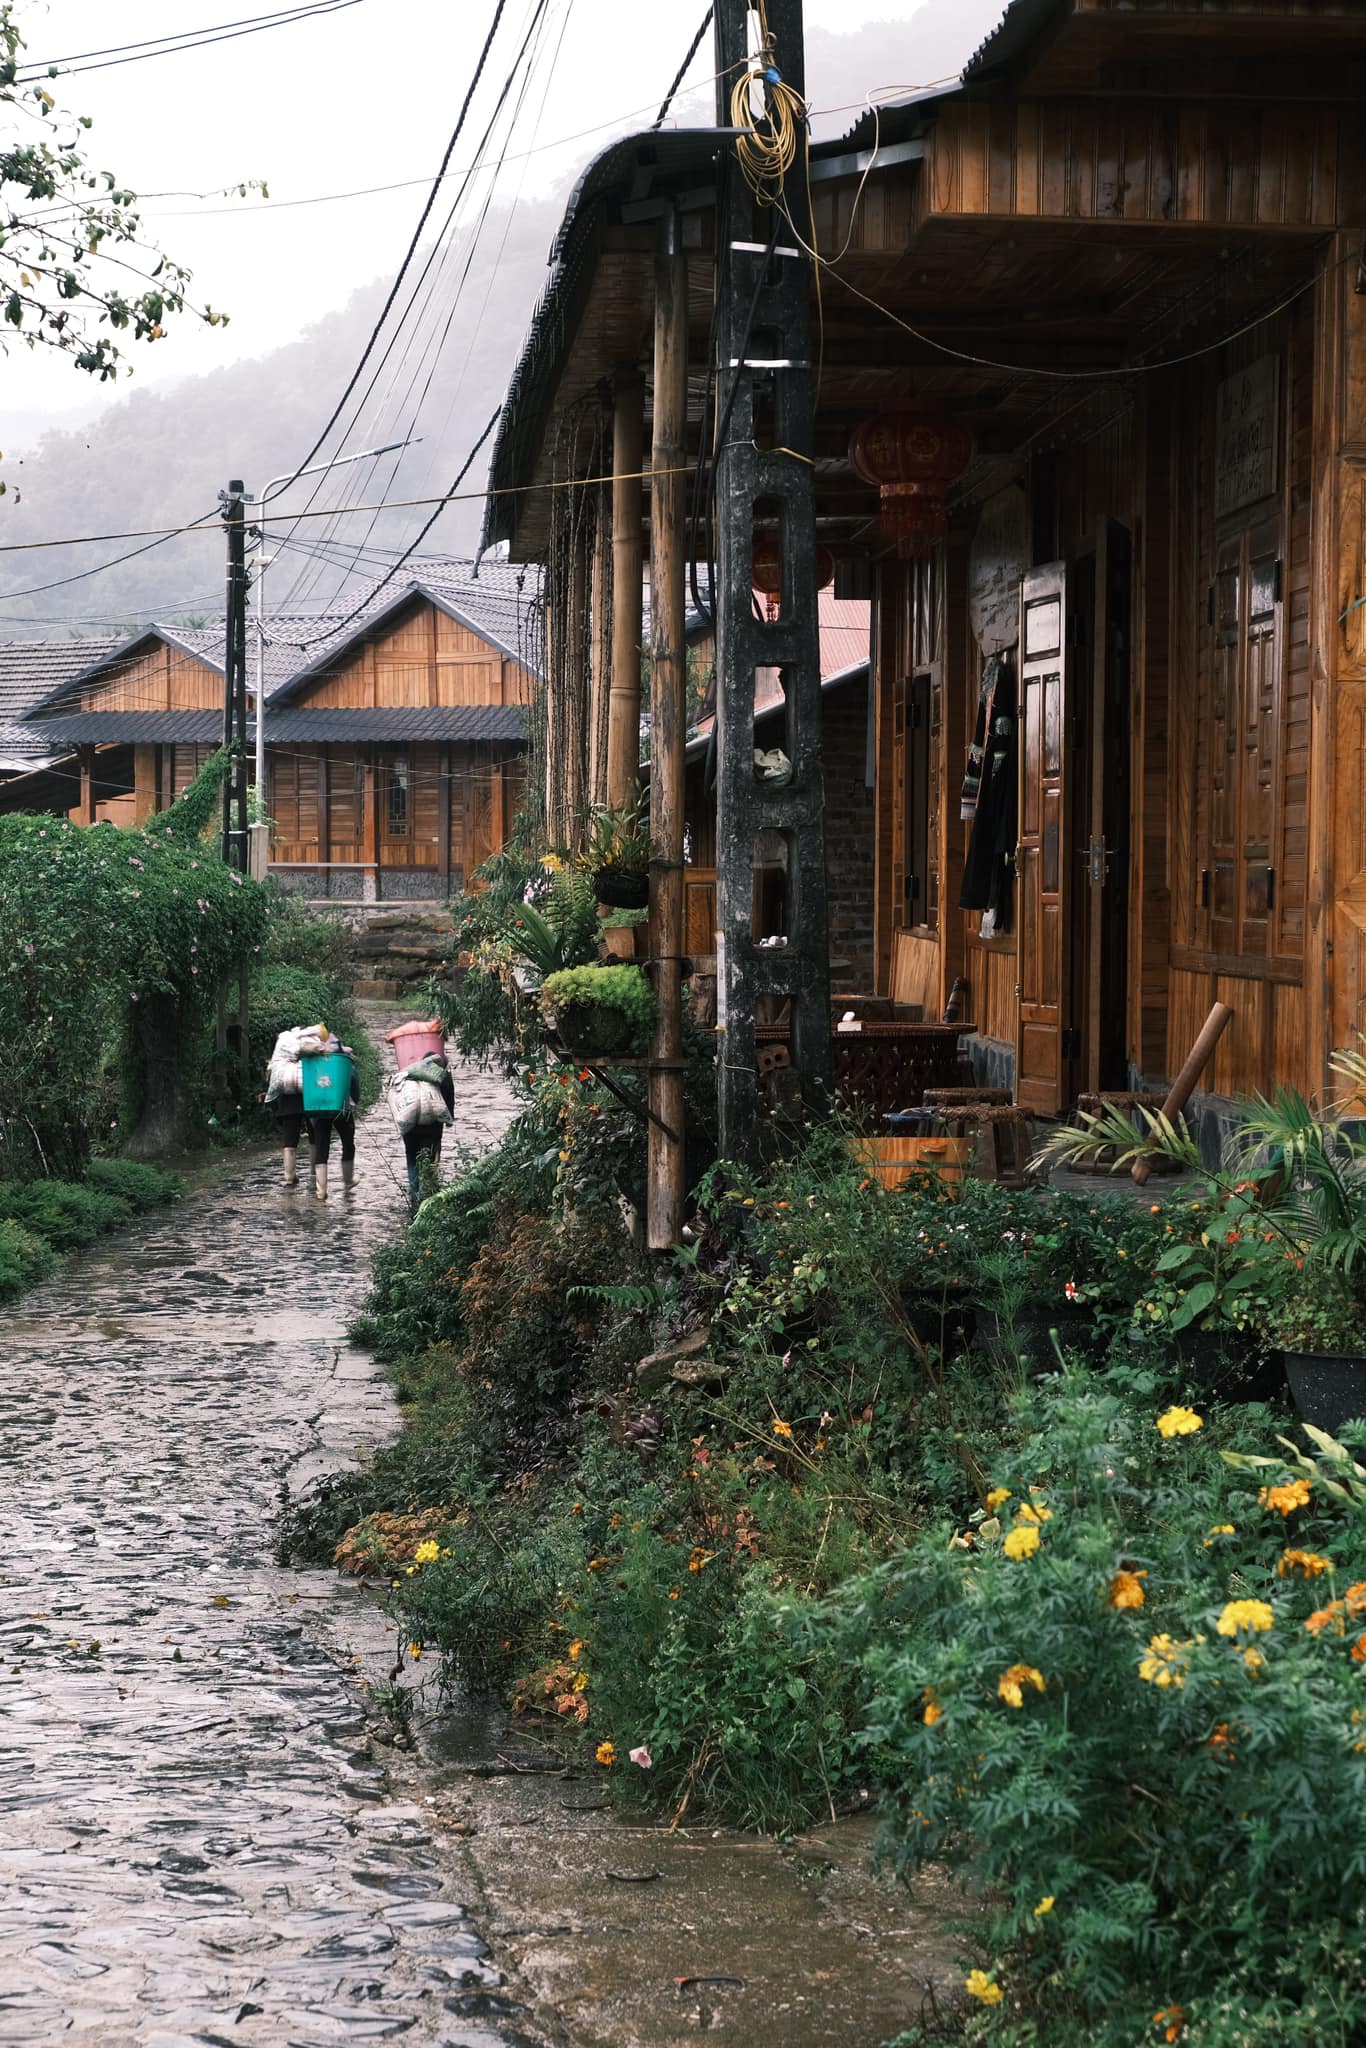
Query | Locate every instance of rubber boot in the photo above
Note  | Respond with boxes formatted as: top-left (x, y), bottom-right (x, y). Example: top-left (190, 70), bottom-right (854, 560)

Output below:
top-left (314, 1161), bottom-right (329, 1202)
top-left (340, 1157), bottom-right (355, 1192)
top-left (282, 1147), bottom-right (297, 1188)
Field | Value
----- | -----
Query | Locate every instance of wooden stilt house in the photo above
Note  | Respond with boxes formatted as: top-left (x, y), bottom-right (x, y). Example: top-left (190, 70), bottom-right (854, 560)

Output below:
top-left (484, 0), bottom-right (1366, 1120)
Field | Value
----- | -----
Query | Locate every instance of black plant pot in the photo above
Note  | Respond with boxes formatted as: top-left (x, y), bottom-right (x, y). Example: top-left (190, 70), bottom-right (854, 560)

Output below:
top-left (979, 1308), bottom-right (1105, 1373)
top-left (593, 867), bottom-right (649, 910)
top-left (1283, 1351), bottom-right (1366, 1434)
top-left (1129, 1327), bottom-right (1284, 1405)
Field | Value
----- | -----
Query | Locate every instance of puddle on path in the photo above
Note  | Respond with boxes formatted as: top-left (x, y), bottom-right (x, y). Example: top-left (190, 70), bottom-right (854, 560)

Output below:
top-left (0, 1055), bottom-right (525, 2048)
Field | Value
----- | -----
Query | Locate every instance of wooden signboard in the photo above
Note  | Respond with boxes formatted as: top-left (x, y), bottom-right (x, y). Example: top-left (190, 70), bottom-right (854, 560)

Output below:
top-left (1215, 357), bottom-right (1280, 519)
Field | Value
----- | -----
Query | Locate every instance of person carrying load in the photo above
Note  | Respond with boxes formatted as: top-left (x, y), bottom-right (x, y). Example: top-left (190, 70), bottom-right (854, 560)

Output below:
top-left (385, 1019), bottom-right (454, 1206)
top-left (299, 1022), bottom-right (359, 1201)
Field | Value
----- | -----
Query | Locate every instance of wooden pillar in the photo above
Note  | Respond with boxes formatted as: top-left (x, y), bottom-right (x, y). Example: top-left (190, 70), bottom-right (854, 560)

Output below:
top-left (74, 745), bottom-right (96, 825)
top-left (437, 742), bottom-right (451, 888)
top-left (1324, 231), bottom-right (1362, 1085)
top-left (647, 221), bottom-right (689, 1249)
top-left (608, 370), bottom-right (645, 806)
top-left (566, 522), bottom-right (589, 831)
top-left (361, 753), bottom-right (379, 902)
top-left (588, 485), bottom-right (612, 808)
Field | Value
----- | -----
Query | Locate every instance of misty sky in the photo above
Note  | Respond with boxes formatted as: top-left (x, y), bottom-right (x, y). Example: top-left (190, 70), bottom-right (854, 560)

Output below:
top-left (1, 0), bottom-right (1003, 440)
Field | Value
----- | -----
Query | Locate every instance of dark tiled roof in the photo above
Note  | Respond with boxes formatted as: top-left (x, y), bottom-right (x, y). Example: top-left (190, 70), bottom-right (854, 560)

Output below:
top-left (29, 705), bottom-right (528, 746)
top-left (266, 706), bottom-right (527, 742)
top-left (0, 636), bottom-right (119, 764)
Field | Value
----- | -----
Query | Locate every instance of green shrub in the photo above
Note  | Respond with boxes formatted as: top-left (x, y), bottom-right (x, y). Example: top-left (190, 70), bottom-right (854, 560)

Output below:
top-left (0, 1178), bottom-right (130, 1250)
top-left (832, 1380), bottom-right (1366, 2040)
top-left (539, 963), bottom-right (657, 1043)
top-left (84, 1156), bottom-right (182, 1211)
top-left (0, 1216), bottom-right (56, 1301)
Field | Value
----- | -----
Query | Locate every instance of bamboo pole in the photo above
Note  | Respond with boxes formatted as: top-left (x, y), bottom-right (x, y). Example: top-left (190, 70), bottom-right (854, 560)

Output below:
top-left (588, 485), bottom-right (612, 808)
top-left (647, 220), bottom-right (689, 1249)
top-left (608, 370), bottom-right (644, 808)
top-left (1131, 1000), bottom-right (1234, 1185)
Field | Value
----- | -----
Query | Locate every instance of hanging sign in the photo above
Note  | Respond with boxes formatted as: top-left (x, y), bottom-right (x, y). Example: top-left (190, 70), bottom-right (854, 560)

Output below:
top-left (969, 485), bottom-right (1029, 656)
top-left (1215, 356), bottom-right (1280, 519)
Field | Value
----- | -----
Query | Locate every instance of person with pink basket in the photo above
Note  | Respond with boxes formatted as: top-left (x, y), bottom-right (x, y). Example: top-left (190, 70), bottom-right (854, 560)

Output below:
top-left (385, 1019), bottom-right (455, 1206)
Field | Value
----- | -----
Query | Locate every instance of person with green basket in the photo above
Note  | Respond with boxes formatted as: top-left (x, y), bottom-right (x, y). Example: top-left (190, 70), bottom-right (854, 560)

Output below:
top-left (300, 1025), bottom-right (359, 1201)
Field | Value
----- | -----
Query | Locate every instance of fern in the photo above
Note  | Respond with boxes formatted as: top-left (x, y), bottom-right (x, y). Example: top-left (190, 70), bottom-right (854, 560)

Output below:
top-left (565, 1279), bottom-right (664, 1315)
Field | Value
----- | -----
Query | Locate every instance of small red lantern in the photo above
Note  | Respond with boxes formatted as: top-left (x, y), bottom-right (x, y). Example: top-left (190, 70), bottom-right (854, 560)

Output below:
top-left (848, 411), bottom-right (974, 558)
top-left (751, 534), bottom-right (834, 618)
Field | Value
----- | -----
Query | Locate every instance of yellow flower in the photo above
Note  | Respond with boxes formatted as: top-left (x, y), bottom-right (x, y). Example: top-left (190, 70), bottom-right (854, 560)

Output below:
top-left (1108, 1569), bottom-right (1147, 1611)
top-left (1259, 1477), bottom-right (1312, 1515)
top-left (408, 1642), bottom-right (423, 1660)
top-left (1003, 1524), bottom-right (1040, 1560)
top-left (568, 1638), bottom-right (584, 1662)
top-left (964, 1969), bottom-right (1003, 2006)
top-left (998, 1663), bottom-right (1046, 1708)
top-left (412, 1539), bottom-right (440, 1565)
top-left (1277, 1549), bottom-right (1332, 1579)
top-left (595, 1740), bottom-right (616, 1766)
top-left (923, 1701), bottom-right (943, 1727)
top-left (1156, 1406), bottom-right (1203, 1438)
top-left (985, 1487), bottom-right (1012, 1510)
top-left (1034, 1895), bottom-right (1055, 1916)
top-left (771, 1418), bottom-right (793, 1439)
top-left (1207, 1524), bottom-right (1236, 1537)
top-left (1016, 1503), bottom-right (1052, 1525)
top-left (1138, 1633), bottom-right (1199, 1688)
top-left (1217, 1599), bottom-right (1274, 1637)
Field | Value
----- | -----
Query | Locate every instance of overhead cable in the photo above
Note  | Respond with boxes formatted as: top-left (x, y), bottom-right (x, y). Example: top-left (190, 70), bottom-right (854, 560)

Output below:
top-left (17, 1), bottom-right (361, 78)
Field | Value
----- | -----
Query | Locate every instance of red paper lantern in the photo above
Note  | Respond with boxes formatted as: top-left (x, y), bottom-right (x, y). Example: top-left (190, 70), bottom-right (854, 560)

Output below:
top-left (848, 411), bottom-right (974, 558)
top-left (751, 534), bottom-right (835, 617)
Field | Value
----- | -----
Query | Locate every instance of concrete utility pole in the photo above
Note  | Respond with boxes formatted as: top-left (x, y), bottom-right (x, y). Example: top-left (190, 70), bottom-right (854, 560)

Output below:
top-left (219, 478), bottom-right (250, 871)
top-left (711, 0), bottom-right (832, 1161)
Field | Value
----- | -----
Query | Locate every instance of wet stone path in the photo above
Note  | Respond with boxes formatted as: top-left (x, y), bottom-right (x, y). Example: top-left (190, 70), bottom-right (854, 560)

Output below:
top-left (0, 1057), bottom-right (519, 2048)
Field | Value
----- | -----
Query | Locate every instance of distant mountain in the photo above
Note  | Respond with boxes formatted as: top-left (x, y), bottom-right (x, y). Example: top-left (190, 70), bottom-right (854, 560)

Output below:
top-left (0, 1), bottom-right (1002, 640)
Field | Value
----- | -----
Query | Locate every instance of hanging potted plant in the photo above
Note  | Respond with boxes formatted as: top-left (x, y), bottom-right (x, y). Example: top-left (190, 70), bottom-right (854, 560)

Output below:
top-left (581, 788), bottom-right (652, 910)
top-left (538, 963), bottom-right (658, 1058)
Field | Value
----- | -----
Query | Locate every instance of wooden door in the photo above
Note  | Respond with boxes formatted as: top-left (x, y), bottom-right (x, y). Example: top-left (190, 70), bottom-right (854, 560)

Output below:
top-left (1016, 564), bottom-right (1075, 1114)
top-left (1083, 520), bottom-right (1132, 1094)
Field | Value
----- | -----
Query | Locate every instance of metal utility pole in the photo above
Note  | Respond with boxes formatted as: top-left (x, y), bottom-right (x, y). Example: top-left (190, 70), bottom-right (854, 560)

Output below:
top-left (711, 0), bottom-right (831, 1161)
top-left (219, 478), bottom-right (250, 871)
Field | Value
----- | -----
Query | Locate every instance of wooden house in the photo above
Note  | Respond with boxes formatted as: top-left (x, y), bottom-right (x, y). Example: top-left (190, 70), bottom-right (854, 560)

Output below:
top-left (484, 0), bottom-right (1366, 1122)
top-left (3, 561), bottom-right (538, 900)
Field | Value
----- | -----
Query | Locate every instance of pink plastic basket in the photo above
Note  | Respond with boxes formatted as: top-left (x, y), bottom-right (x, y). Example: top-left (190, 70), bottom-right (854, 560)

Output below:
top-left (390, 1023), bottom-right (445, 1068)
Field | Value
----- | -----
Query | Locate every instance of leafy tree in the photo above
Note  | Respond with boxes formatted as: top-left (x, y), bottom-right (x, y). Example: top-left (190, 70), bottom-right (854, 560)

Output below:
top-left (0, 1), bottom-right (228, 406)
top-left (0, 750), bottom-right (268, 1170)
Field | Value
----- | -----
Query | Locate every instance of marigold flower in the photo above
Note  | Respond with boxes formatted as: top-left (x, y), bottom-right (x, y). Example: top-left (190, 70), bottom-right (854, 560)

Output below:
top-left (771, 1418), bottom-right (793, 1439)
top-left (412, 1539), bottom-right (440, 1564)
top-left (998, 1663), bottom-right (1046, 1708)
top-left (1016, 1502), bottom-right (1053, 1525)
top-left (964, 1969), bottom-right (1003, 2005)
top-left (568, 1638), bottom-right (584, 1662)
top-left (1305, 1601), bottom-right (1344, 1637)
top-left (1138, 1633), bottom-right (1197, 1688)
top-left (984, 1488), bottom-right (1011, 1511)
top-left (408, 1643), bottom-right (423, 1660)
top-left (1277, 1549), bottom-right (1332, 1578)
top-left (1034, 1895), bottom-right (1055, 1916)
top-left (1108, 1569), bottom-right (1147, 1611)
top-left (668, 1588), bottom-right (680, 1600)
top-left (595, 1741), bottom-right (616, 1766)
top-left (1345, 1582), bottom-right (1366, 1617)
top-left (1217, 1598), bottom-right (1275, 1637)
top-left (1153, 2007), bottom-right (1187, 2043)
top-left (1003, 1524), bottom-right (1040, 1560)
top-left (1259, 1477), bottom-right (1312, 1515)
top-left (1206, 1722), bottom-right (1236, 1759)
top-left (1352, 1635), bottom-right (1366, 1665)
top-left (688, 1547), bottom-right (712, 1572)
top-left (1156, 1406), bottom-right (1203, 1438)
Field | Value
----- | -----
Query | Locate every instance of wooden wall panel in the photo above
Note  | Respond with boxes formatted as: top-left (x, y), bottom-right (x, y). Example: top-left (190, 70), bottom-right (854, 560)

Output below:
top-left (83, 642), bottom-right (219, 714)
top-left (436, 657), bottom-right (501, 706)
top-left (295, 597), bottom-right (534, 711)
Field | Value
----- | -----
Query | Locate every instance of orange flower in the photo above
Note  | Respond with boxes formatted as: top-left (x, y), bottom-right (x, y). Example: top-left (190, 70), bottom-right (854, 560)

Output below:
top-left (1351, 1634), bottom-right (1366, 1665)
top-left (1305, 1602), bottom-right (1344, 1637)
top-left (997, 1663), bottom-right (1046, 1708)
top-left (595, 1741), bottom-right (616, 1767)
top-left (1345, 1582), bottom-right (1366, 1617)
top-left (1153, 2007), bottom-right (1187, 2043)
top-left (771, 1418), bottom-right (793, 1439)
top-left (1206, 1722), bottom-right (1236, 1761)
top-left (1259, 1477), bottom-right (1312, 1515)
top-left (1277, 1549), bottom-right (1331, 1578)
top-left (1108, 1569), bottom-right (1147, 1611)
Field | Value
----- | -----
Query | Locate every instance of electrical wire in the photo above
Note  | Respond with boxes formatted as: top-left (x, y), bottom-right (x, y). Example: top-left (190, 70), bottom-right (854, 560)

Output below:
top-left (17, 1), bottom-right (361, 79)
top-left (0, 509), bottom-right (224, 602)
top-left (654, 6), bottom-right (714, 128)
top-left (729, 0), bottom-right (804, 210)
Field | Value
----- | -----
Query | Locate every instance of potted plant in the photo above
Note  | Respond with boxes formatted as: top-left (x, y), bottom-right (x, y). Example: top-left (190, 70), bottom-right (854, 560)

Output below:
top-left (538, 963), bottom-right (658, 1058)
top-left (1264, 1269), bottom-right (1366, 1432)
top-left (580, 788), bottom-right (652, 910)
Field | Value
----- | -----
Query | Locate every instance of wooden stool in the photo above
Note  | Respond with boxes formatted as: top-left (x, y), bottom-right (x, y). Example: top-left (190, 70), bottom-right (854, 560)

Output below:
top-left (933, 1102), bottom-right (1033, 1185)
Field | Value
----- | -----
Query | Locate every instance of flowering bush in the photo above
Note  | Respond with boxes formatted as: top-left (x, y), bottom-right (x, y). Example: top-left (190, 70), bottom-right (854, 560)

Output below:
top-left (836, 1380), bottom-right (1366, 2043)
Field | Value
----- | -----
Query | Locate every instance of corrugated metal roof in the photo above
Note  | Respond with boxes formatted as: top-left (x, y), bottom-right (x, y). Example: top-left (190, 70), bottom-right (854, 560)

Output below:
top-left (962, 0), bottom-right (1062, 81)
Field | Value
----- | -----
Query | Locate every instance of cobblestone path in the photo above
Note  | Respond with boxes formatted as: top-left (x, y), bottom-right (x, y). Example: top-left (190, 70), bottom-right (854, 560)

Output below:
top-left (0, 1062), bottom-right (518, 2048)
